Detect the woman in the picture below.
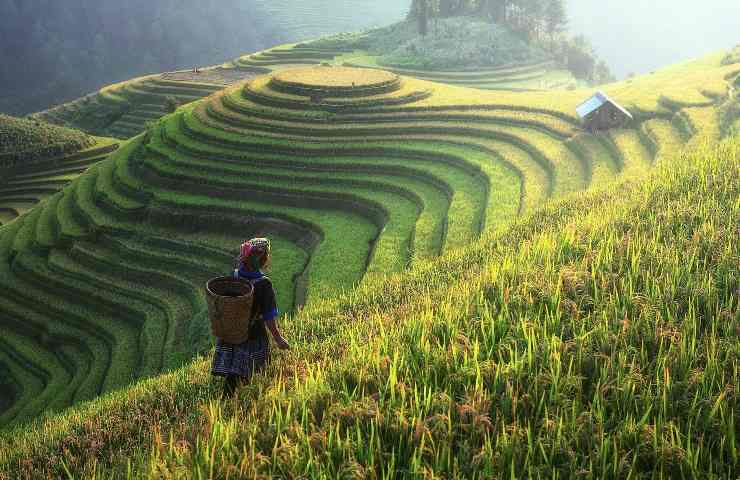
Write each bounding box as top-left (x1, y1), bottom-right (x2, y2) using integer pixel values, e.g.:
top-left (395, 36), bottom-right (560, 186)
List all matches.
top-left (211, 237), bottom-right (290, 398)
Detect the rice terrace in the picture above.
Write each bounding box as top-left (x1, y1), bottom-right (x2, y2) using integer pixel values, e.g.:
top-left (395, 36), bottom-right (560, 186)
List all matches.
top-left (0, 1), bottom-right (738, 478)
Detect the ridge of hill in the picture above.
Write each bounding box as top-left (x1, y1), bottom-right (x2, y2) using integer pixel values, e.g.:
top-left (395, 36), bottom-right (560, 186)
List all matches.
top-left (0, 115), bottom-right (94, 167)
top-left (0, 116), bottom-right (119, 226)
top-left (0, 46), bottom-right (736, 434)
top-left (0, 134), bottom-right (736, 478)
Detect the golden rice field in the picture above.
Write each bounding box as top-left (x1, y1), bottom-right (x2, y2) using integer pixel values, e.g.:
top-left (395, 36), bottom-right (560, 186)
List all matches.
top-left (273, 66), bottom-right (398, 89)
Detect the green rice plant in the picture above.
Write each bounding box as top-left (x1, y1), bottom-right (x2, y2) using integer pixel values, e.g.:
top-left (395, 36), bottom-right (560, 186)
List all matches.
top-left (66, 240), bottom-right (196, 377)
top-left (6, 173), bottom-right (79, 186)
top-left (119, 230), bottom-right (309, 316)
top-left (98, 232), bottom-right (302, 346)
top-left (0, 265), bottom-right (115, 407)
top-left (56, 183), bottom-right (90, 242)
top-left (1, 43), bottom-right (735, 437)
top-left (72, 166), bottom-right (128, 230)
top-left (34, 71), bottom-right (223, 139)
top-left (607, 53), bottom-right (738, 115)
top-left (175, 111), bottom-right (510, 236)
top-left (0, 216), bottom-right (23, 260)
top-left (0, 339), bottom-right (47, 427)
top-left (53, 342), bottom-right (96, 405)
top-left (182, 109), bottom-right (522, 228)
top-left (142, 148), bottom-right (413, 277)
top-left (10, 207), bottom-right (42, 253)
top-left (147, 135), bottom-right (450, 261)
top-left (0, 139), bottom-right (118, 229)
top-left (154, 188), bottom-right (376, 301)
top-left (201, 85), bottom-right (560, 210)
top-left (0, 321), bottom-right (98, 424)
top-left (244, 75), bottom-right (432, 111)
top-left (151, 121), bottom-right (491, 252)
top-left (0, 210), bottom-right (16, 226)
top-left (0, 328), bottom-right (73, 421)
top-left (93, 141), bottom-right (148, 212)
top-left (216, 88), bottom-right (578, 140)
top-left (135, 81), bottom-right (220, 98)
top-left (0, 115), bottom-right (93, 168)
top-left (34, 193), bottom-right (62, 248)
top-left (15, 252), bottom-right (143, 392)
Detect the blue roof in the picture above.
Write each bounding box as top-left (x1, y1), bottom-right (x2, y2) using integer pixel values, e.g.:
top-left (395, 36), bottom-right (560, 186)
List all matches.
top-left (576, 91), bottom-right (633, 119)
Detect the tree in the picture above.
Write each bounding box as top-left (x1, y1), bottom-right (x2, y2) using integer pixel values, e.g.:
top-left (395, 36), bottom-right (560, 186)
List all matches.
top-left (564, 35), bottom-right (597, 80)
top-left (418, 0), bottom-right (429, 36)
top-left (544, 0), bottom-right (567, 48)
top-left (594, 60), bottom-right (616, 84)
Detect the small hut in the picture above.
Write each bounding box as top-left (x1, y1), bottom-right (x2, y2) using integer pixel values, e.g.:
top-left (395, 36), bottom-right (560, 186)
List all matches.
top-left (576, 91), bottom-right (633, 132)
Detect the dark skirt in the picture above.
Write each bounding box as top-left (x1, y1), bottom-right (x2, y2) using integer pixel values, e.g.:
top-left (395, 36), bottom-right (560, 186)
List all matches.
top-left (211, 335), bottom-right (270, 379)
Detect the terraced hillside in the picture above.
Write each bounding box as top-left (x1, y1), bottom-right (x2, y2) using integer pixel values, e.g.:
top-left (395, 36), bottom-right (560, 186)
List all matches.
top-left (0, 140), bottom-right (119, 226)
top-left (0, 52), bottom-right (737, 429)
top-left (234, 42), bottom-right (577, 91)
top-left (33, 69), bottom-right (258, 140)
top-left (2, 134), bottom-right (738, 479)
top-left (33, 23), bottom-right (574, 142)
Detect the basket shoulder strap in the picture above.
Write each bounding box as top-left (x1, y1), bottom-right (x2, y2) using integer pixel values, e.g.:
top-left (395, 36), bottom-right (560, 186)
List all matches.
top-left (246, 276), bottom-right (269, 321)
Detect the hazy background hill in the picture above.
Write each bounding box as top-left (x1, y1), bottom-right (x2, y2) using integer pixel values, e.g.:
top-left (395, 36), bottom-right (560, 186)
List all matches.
top-left (0, 0), bottom-right (406, 116)
top-left (0, 0), bottom-right (278, 115)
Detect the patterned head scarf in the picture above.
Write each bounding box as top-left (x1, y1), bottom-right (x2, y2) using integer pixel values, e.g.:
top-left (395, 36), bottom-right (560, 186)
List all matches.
top-left (238, 237), bottom-right (271, 270)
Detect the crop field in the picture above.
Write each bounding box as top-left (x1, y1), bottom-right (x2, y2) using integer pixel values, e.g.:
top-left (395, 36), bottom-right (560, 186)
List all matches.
top-left (0, 136), bottom-right (119, 227)
top-left (32, 70), bottom-right (256, 140)
top-left (234, 43), bottom-right (578, 92)
top-left (0, 37), bottom-right (737, 478)
top-left (1, 133), bottom-right (737, 478)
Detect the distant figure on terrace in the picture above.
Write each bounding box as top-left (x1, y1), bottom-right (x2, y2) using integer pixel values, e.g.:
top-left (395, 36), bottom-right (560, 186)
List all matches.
top-left (211, 238), bottom-right (290, 398)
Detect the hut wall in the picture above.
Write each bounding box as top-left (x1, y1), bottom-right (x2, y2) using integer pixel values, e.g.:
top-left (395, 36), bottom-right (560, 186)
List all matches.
top-left (585, 103), bottom-right (630, 131)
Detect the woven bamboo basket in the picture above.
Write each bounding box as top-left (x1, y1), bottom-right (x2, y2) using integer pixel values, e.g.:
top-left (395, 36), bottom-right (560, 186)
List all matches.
top-left (206, 276), bottom-right (255, 344)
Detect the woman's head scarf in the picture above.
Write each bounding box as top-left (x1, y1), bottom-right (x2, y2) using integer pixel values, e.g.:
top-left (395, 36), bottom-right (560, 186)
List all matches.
top-left (238, 237), bottom-right (271, 270)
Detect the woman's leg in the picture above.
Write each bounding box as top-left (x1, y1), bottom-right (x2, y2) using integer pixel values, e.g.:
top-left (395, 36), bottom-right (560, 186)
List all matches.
top-left (222, 375), bottom-right (239, 398)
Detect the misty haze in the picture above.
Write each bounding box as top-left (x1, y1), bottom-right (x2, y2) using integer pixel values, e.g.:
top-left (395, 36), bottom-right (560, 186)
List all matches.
top-left (568, 0), bottom-right (740, 78)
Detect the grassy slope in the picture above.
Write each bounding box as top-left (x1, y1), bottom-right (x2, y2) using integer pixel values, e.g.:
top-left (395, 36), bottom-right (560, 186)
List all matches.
top-left (0, 137), bottom-right (737, 478)
top-left (0, 46), bottom-right (736, 434)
